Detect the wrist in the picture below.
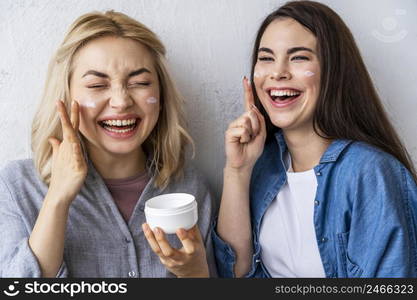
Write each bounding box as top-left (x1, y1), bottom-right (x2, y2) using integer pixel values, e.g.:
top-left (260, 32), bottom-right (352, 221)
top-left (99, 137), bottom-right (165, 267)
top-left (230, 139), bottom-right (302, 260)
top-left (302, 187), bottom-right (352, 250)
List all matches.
top-left (224, 165), bottom-right (254, 178)
top-left (45, 188), bottom-right (75, 209)
top-left (177, 268), bottom-right (209, 278)
top-left (41, 196), bottom-right (71, 220)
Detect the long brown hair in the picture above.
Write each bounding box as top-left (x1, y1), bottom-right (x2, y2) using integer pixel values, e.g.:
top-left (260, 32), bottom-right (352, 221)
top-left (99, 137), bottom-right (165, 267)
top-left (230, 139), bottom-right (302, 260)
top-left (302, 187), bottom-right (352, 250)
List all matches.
top-left (250, 0), bottom-right (417, 180)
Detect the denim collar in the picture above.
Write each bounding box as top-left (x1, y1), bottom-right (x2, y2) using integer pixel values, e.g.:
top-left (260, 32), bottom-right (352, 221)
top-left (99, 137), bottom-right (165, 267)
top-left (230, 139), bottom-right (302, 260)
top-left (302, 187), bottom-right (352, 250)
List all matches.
top-left (250, 130), bottom-right (353, 247)
top-left (274, 130), bottom-right (352, 165)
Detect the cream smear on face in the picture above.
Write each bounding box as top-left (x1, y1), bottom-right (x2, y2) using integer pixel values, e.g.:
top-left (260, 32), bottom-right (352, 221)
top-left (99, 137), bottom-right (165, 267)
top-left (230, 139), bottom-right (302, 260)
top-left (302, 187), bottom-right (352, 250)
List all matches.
top-left (79, 101), bottom-right (97, 108)
top-left (146, 97), bottom-right (158, 104)
top-left (304, 70), bottom-right (315, 77)
top-left (254, 69), bottom-right (272, 79)
top-left (253, 67), bottom-right (281, 80)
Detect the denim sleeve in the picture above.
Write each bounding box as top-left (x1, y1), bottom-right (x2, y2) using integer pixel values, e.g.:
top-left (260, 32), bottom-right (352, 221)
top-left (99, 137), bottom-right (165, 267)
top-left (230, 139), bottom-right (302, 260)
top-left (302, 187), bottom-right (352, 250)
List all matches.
top-left (211, 218), bottom-right (269, 278)
top-left (0, 176), bottom-right (68, 278)
top-left (348, 156), bottom-right (417, 277)
top-left (211, 221), bottom-right (236, 278)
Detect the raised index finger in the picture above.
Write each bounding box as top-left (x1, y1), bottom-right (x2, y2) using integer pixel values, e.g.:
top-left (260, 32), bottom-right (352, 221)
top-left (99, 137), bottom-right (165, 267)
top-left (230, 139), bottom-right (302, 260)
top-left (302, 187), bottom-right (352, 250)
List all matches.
top-left (57, 100), bottom-right (77, 142)
top-left (70, 100), bottom-right (80, 131)
top-left (243, 76), bottom-right (255, 112)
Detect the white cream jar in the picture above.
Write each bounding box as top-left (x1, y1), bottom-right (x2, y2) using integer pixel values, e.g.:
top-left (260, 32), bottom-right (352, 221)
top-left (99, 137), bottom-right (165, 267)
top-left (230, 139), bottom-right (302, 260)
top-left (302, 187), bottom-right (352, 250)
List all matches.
top-left (144, 193), bottom-right (198, 234)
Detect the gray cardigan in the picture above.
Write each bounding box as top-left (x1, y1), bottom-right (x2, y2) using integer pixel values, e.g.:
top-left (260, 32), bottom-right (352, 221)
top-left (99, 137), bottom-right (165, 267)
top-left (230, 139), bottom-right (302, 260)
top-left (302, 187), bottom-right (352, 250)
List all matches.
top-left (0, 159), bottom-right (218, 278)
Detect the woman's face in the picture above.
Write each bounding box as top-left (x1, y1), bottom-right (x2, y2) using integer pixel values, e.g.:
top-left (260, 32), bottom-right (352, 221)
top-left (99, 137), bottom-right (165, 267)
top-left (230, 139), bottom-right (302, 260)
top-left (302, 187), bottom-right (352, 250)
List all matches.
top-left (254, 18), bottom-right (321, 132)
top-left (70, 36), bottom-right (160, 158)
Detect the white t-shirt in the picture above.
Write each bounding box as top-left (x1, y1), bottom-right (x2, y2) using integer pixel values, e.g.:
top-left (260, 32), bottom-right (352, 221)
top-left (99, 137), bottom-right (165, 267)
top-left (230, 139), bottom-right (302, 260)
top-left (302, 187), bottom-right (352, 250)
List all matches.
top-left (258, 158), bottom-right (326, 277)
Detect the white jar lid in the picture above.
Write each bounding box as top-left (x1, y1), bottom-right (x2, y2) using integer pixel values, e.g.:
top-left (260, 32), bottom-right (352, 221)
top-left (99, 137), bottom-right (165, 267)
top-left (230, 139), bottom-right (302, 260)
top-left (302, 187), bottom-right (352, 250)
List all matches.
top-left (144, 193), bottom-right (196, 216)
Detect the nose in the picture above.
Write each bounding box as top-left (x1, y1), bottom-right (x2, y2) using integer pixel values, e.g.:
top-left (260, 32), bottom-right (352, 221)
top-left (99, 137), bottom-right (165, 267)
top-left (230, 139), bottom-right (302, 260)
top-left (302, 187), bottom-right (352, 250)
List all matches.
top-left (109, 86), bottom-right (133, 110)
top-left (270, 61), bottom-right (292, 80)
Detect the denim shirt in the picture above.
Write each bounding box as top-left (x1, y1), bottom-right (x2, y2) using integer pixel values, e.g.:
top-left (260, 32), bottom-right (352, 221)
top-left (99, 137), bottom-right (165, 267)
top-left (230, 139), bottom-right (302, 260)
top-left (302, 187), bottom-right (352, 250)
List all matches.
top-left (213, 131), bottom-right (417, 278)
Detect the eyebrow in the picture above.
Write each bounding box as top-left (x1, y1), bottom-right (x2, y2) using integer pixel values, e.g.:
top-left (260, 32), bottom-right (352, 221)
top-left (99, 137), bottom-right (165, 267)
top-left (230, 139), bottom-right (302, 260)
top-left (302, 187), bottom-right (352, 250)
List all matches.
top-left (128, 68), bottom-right (151, 77)
top-left (287, 47), bottom-right (314, 55)
top-left (258, 46), bottom-right (314, 55)
top-left (82, 68), bottom-right (151, 78)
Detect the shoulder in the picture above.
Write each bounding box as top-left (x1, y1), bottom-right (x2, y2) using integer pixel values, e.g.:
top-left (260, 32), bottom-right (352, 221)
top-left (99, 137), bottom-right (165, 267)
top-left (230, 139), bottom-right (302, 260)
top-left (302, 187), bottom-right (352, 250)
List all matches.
top-left (0, 159), bottom-right (46, 197)
top-left (161, 160), bottom-right (214, 205)
top-left (147, 160), bottom-right (217, 225)
top-left (339, 141), bottom-right (404, 174)
top-left (180, 160), bottom-right (211, 194)
top-left (335, 141), bottom-right (417, 200)
top-left (0, 159), bottom-right (40, 185)
top-left (181, 160), bottom-right (210, 186)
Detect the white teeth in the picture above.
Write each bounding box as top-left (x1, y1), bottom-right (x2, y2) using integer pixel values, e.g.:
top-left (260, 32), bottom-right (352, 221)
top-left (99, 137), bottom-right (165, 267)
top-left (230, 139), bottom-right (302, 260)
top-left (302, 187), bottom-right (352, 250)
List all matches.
top-left (270, 90), bottom-right (301, 97)
top-left (103, 126), bottom-right (135, 133)
top-left (101, 118), bottom-right (136, 127)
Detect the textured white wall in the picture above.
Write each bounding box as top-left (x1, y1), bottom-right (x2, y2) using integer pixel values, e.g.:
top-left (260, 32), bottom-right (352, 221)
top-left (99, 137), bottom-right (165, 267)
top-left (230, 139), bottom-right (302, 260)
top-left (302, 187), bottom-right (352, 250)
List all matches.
top-left (0, 0), bottom-right (416, 199)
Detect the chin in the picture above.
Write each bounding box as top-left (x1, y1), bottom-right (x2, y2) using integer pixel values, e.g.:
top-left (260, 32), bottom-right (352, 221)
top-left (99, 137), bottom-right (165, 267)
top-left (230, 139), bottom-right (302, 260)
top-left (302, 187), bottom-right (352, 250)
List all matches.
top-left (101, 142), bottom-right (143, 156)
top-left (269, 116), bottom-right (296, 130)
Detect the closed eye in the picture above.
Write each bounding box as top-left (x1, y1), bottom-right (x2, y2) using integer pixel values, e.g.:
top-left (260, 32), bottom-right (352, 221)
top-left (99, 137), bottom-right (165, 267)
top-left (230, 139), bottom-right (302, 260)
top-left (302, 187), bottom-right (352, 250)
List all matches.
top-left (87, 84), bottom-right (107, 89)
top-left (258, 56), bottom-right (274, 62)
top-left (291, 56), bottom-right (309, 61)
top-left (128, 82), bottom-right (151, 87)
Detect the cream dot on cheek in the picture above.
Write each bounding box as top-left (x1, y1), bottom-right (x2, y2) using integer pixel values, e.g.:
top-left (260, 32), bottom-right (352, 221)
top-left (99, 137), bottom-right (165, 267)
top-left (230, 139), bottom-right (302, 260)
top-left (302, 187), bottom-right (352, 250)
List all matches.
top-left (304, 70), bottom-right (315, 77)
top-left (79, 101), bottom-right (97, 108)
top-left (146, 97), bottom-right (158, 104)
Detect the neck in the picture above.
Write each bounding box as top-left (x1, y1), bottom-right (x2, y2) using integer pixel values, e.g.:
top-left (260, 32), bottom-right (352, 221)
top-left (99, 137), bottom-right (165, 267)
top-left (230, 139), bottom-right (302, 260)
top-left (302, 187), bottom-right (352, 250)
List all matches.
top-left (87, 145), bottom-right (147, 179)
top-left (283, 127), bottom-right (331, 172)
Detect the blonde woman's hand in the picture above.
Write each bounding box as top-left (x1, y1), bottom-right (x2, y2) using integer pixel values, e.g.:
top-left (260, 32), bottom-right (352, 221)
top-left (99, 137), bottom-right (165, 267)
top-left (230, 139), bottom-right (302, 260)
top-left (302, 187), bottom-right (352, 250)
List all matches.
top-left (47, 100), bottom-right (87, 205)
top-left (142, 223), bottom-right (210, 278)
top-left (225, 77), bottom-right (267, 172)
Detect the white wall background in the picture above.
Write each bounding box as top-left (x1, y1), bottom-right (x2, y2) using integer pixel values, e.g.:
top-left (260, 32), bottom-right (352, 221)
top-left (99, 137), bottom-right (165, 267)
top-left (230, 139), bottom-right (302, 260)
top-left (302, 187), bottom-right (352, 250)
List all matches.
top-left (0, 0), bottom-right (416, 200)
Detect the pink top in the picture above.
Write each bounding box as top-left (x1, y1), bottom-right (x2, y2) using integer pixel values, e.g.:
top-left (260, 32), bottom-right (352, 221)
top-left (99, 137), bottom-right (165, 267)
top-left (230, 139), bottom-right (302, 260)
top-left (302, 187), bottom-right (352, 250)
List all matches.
top-left (104, 171), bottom-right (150, 223)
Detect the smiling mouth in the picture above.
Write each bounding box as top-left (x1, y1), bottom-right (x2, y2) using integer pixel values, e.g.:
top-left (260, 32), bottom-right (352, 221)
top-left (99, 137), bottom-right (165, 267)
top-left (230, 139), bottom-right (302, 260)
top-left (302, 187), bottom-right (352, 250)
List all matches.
top-left (98, 118), bottom-right (139, 133)
top-left (269, 89), bottom-right (302, 102)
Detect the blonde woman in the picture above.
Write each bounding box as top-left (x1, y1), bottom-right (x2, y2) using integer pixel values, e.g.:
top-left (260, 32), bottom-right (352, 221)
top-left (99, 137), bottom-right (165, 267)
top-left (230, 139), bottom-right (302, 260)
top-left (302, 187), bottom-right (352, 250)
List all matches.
top-left (0, 11), bottom-right (216, 278)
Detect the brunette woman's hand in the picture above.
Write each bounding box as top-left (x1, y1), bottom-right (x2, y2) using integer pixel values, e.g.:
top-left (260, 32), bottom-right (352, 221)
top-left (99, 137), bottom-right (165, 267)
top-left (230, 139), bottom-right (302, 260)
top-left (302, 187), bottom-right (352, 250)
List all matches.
top-left (225, 77), bottom-right (267, 172)
top-left (142, 223), bottom-right (210, 278)
top-left (47, 100), bottom-right (87, 205)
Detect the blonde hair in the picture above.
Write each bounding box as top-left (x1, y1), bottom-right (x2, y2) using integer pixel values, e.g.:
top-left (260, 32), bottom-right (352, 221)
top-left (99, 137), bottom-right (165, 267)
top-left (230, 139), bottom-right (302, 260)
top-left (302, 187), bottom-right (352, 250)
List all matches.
top-left (31, 11), bottom-right (194, 189)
